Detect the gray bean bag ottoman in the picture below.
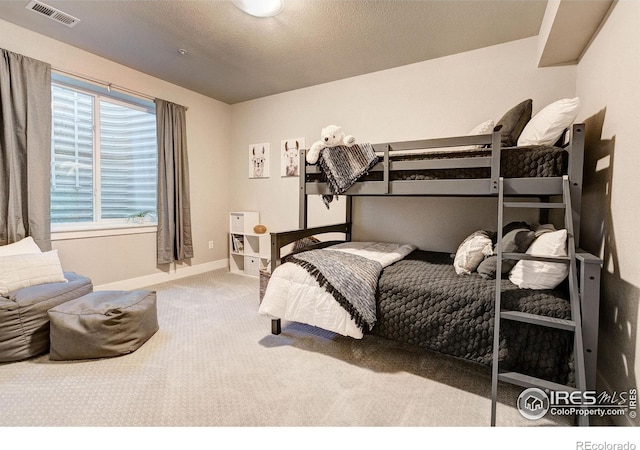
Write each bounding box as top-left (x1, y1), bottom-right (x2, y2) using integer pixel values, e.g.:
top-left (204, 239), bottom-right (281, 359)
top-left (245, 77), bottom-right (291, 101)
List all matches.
top-left (48, 290), bottom-right (158, 361)
top-left (0, 272), bottom-right (93, 363)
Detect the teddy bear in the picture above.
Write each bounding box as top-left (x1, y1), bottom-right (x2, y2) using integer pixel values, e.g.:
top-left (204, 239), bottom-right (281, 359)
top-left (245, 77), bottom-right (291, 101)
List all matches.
top-left (306, 124), bottom-right (356, 164)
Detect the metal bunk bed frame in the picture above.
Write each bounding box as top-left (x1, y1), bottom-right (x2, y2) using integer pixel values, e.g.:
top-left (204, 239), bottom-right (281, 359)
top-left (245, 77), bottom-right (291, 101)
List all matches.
top-left (267, 124), bottom-right (602, 421)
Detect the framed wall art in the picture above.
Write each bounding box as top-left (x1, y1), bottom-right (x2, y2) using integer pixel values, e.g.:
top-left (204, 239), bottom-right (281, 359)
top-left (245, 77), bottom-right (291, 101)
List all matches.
top-left (249, 143), bottom-right (270, 179)
top-left (280, 138), bottom-right (304, 177)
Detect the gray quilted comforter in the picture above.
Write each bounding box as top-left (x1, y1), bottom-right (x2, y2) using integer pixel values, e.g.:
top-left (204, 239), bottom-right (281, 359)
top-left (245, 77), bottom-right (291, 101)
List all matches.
top-left (372, 250), bottom-right (574, 384)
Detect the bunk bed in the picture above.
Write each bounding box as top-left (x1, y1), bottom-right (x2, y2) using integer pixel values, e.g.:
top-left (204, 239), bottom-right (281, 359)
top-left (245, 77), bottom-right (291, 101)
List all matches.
top-left (258, 121), bottom-right (602, 423)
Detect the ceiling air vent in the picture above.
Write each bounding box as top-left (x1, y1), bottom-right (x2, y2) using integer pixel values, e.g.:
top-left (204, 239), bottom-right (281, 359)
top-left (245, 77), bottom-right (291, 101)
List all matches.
top-left (25, 0), bottom-right (80, 28)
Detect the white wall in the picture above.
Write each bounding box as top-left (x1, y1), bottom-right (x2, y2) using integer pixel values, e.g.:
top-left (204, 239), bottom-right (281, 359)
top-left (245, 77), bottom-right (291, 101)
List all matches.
top-left (0, 18), bottom-right (231, 287)
top-left (575, 0), bottom-right (640, 424)
top-left (230, 37), bottom-right (577, 251)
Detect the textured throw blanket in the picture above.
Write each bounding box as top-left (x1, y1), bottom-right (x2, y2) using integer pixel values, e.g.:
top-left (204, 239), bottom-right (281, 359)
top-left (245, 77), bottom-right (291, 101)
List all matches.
top-left (318, 143), bottom-right (378, 208)
top-left (288, 249), bottom-right (383, 331)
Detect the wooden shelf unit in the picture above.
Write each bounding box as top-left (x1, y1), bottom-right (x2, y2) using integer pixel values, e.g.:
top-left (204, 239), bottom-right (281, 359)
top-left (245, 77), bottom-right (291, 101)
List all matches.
top-left (229, 212), bottom-right (269, 277)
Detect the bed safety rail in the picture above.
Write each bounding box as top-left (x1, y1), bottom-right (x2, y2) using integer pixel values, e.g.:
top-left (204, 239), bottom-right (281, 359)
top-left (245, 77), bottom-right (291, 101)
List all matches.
top-left (302, 128), bottom-right (503, 198)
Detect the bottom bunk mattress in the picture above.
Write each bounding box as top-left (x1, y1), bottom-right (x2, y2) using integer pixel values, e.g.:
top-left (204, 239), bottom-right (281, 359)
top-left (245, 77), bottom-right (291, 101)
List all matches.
top-left (373, 250), bottom-right (573, 384)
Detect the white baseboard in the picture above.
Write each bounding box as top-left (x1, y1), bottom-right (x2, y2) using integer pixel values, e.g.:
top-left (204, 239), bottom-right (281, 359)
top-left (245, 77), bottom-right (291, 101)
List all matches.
top-left (94, 258), bottom-right (228, 291)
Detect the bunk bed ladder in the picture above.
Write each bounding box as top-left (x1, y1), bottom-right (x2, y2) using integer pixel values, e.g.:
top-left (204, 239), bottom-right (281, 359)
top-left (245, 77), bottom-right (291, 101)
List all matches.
top-left (490, 175), bottom-right (588, 427)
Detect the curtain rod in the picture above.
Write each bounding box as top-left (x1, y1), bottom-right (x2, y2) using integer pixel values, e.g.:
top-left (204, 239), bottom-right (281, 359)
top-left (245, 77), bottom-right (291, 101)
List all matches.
top-left (53, 67), bottom-right (156, 102)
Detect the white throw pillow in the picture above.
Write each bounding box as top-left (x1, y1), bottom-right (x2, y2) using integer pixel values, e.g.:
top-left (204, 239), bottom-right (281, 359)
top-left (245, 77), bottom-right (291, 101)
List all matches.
top-left (517, 97), bottom-right (580, 146)
top-left (454, 231), bottom-right (494, 275)
top-left (468, 119), bottom-right (495, 136)
top-left (0, 250), bottom-right (67, 296)
top-left (509, 229), bottom-right (568, 289)
top-left (458, 120), bottom-right (495, 150)
top-left (0, 236), bottom-right (42, 257)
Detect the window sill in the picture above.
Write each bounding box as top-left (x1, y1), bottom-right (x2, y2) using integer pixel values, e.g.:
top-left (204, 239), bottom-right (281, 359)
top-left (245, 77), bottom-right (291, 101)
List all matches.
top-left (51, 223), bottom-right (158, 241)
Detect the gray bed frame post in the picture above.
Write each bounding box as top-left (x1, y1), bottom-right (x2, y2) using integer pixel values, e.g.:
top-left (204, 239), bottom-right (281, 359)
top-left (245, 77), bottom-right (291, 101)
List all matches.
top-left (568, 123), bottom-right (585, 248)
top-left (345, 197), bottom-right (353, 241)
top-left (490, 129), bottom-right (502, 194)
top-left (299, 149), bottom-right (308, 230)
top-left (269, 230), bottom-right (282, 334)
top-left (568, 123), bottom-right (593, 389)
top-left (537, 123), bottom-right (585, 240)
top-left (383, 144), bottom-right (390, 195)
top-left (577, 251), bottom-right (602, 391)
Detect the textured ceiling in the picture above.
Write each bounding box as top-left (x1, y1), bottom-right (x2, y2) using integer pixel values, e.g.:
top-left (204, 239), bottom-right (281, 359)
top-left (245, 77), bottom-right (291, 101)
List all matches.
top-left (0, 0), bottom-right (549, 104)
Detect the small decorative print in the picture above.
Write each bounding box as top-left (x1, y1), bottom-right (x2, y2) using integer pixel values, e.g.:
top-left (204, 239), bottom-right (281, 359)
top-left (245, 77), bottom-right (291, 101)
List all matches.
top-left (281, 138), bottom-right (304, 177)
top-left (249, 143), bottom-right (270, 179)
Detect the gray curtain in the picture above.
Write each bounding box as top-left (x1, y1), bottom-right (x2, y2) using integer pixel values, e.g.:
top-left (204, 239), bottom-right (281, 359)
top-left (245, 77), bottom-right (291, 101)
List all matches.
top-left (155, 99), bottom-right (193, 265)
top-left (0, 49), bottom-right (52, 250)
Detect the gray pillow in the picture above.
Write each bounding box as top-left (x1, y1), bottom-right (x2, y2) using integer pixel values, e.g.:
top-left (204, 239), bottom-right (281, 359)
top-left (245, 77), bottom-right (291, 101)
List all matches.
top-left (477, 227), bottom-right (536, 279)
top-left (292, 236), bottom-right (320, 252)
top-left (495, 99), bottom-right (533, 147)
top-left (282, 238), bottom-right (342, 263)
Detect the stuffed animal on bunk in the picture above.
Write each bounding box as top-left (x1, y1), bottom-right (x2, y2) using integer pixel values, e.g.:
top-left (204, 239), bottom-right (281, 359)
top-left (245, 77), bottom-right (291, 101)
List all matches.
top-left (306, 124), bottom-right (356, 164)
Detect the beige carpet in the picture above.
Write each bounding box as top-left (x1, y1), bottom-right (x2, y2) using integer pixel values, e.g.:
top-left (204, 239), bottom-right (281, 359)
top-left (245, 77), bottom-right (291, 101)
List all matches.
top-left (0, 269), bottom-right (606, 428)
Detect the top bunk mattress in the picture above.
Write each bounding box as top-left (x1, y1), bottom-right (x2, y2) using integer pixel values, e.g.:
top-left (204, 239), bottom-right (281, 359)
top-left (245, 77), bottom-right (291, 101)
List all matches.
top-left (308, 144), bottom-right (567, 182)
top-left (385, 144), bottom-right (567, 180)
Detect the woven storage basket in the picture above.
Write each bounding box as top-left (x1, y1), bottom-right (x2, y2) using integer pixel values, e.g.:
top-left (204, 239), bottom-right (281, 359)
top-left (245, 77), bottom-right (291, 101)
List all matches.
top-left (259, 269), bottom-right (271, 303)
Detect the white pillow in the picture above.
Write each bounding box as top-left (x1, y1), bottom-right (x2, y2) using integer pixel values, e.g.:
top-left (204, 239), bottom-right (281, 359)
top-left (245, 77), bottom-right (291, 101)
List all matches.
top-left (459, 120), bottom-right (495, 150)
top-left (454, 231), bottom-right (494, 275)
top-left (0, 236), bottom-right (42, 257)
top-left (468, 119), bottom-right (495, 136)
top-left (509, 229), bottom-right (568, 289)
top-left (0, 250), bottom-right (67, 296)
top-left (517, 97), bottom-right (580, 146)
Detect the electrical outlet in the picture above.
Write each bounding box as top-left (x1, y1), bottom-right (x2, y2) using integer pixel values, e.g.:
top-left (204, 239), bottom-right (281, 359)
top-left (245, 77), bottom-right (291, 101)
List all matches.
top-left (208, 240), bottom-right (214, 249)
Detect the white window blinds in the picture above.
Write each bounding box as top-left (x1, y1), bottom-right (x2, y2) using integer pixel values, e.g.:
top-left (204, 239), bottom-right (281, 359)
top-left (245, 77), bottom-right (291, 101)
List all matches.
top-left (51, 82), bottom-right (157, 227)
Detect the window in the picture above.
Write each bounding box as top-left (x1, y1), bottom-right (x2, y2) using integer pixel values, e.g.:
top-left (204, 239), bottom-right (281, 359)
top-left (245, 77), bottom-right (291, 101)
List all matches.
top-left (50, 77), bottom-right (157, 230)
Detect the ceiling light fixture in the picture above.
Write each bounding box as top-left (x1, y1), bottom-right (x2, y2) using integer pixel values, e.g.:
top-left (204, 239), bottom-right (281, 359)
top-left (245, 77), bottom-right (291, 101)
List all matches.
top-left (231, 0), bottom-right (283, 18)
